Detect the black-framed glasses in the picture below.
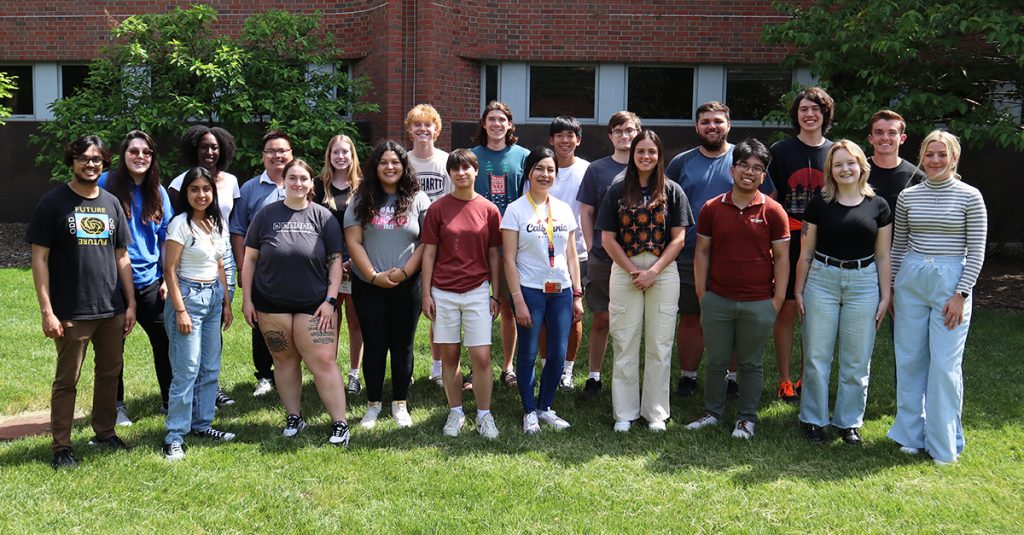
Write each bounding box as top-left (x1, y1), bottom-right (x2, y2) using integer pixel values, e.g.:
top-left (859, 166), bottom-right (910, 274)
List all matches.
top-left (734, 161), bottom-right (766, 174)
top-left (74, 156), bottom-right (104, 165)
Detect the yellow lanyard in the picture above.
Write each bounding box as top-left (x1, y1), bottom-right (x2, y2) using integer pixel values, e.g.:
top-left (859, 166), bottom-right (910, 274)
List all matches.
top-left (526, 193), bottom-right (555, 267)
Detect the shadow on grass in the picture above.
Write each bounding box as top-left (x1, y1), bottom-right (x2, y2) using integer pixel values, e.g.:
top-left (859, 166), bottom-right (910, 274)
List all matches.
top-left (2, 309), bottom-right (1021, 481)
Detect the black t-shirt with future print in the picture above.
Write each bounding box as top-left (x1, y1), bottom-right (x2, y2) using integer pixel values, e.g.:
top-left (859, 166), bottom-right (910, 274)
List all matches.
top-left (868, 158), bottom-right (926, 217)
top-left (25, 185), bottom-right (131, 320)
top-left (768, 137), bottom-right (833, 221)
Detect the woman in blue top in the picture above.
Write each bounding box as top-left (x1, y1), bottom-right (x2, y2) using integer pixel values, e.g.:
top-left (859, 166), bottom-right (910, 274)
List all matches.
top-left (100, 130), bottom-right (173, 423)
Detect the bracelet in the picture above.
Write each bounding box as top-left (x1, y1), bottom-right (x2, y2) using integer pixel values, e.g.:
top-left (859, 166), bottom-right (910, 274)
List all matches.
top-left (399, 267), bottom-right (409, 280)
top-left (572, 289), bottom-right (583, 298)
top-left (511, 291), bottom-right (522, 296)
top-left (370, 272), bottom-right (379, 284)
top-left (490, 296), bottom-right (500, 304)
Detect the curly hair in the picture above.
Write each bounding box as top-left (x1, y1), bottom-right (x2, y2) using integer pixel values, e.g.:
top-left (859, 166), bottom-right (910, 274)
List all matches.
top-left (353, 140), bottom-right (421, 227)
top-left (179, 125), bottom-right (236, 171)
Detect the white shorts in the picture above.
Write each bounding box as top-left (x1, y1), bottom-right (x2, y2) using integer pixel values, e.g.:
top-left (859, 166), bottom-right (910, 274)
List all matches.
top-left (432, 282), bottom-right (493, 347)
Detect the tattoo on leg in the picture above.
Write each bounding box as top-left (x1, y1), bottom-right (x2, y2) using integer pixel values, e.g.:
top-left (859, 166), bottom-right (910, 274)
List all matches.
top-left (308, 316), bottom-right (335, 345)
top-left (264, 330), bottom-right (289, 353)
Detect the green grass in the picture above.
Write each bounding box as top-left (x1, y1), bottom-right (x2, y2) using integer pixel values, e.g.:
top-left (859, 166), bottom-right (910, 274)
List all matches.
top-left (1, 267), bottom-right (1023, 532)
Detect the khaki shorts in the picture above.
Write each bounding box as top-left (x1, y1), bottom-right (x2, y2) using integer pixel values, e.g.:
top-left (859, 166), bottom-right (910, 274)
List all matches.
top-left (431, 282), bottom-right (493, 347)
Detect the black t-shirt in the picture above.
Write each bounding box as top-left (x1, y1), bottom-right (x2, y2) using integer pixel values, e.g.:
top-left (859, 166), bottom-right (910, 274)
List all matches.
top-left (314, 181), bottom-right (353, 260)
top-left (868, 158), bottom-right (926, 217)
top-left (24, 185), bottom-right (131, 320)
top-left (244, 201), bottom-right (345, 311)
top-left (804, 193), bottom-right (891, 260)
top-left (596, 179), bottom-right (693, 258)
top-left (768, 137), bottom-right (833, 221)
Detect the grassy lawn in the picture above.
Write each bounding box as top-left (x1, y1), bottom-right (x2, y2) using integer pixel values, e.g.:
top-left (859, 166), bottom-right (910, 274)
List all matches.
top-left (1, 266), bottom-right (1022, 532)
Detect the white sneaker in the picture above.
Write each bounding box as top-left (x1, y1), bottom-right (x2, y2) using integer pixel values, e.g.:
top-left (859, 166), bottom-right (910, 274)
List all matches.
top-left (613, 420), bottom-right (631, 433)
top-left (360, 402), bottom-right (382, 429)
top-left (477, 413), bottom-right (499, 440)
top-left (442, 410), bottom-right (465, 437)
top-left (252, 378), bottom-right (274, 397)
top-left (732, 419), bottom-right (755, 439)
top-left (537, 410), bottom-right (570, 430)
top-left (522, 412), bottom-right (541, 434)
top-left (899, 446), bottom-right (921, 455)
top-left (685, 413), bottom-right (720, 430)
top-left (559, 372), bottom-right (574, 390)
top-left (115, 402), bottom-right (133, 427)
top-left (392, 401), bottom-right (413, 428)
top-left (649, 420), bottom-right (667, 432)
top-left (163, 442), bottom-right (185, 462)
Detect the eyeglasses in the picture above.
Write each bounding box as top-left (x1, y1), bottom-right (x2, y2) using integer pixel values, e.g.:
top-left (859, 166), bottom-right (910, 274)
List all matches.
top-left (263, 148), bottom-right (292, 156)
top-left (610, 128), bottom-right (638, 138)
top-left (734, 161), bottom-right (766, 174)
top-left (126, 148), bottom-right (153, 157)
top-left (74, 156), bottom-right (104, 165)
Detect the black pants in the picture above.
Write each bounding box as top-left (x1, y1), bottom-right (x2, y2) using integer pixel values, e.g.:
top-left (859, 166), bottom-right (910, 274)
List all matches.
top-left (252, 326), bottom-right (274, 381)
top-left (117, 279), bottom-right (172, 405)
top-left (351, 274), bottom-right (422, 403)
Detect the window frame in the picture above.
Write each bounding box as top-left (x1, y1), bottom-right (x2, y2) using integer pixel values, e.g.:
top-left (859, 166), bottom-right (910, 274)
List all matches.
top-left (525, 63), bottom-right (599, 123)
top-left (724, 65), bottom-right (795, 126)
top-left (624, 63), bottom-right (697, 126)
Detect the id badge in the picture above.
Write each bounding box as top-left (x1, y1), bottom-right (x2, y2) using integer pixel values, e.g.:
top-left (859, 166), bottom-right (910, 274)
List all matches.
top-left (543, 280), bottom-right (562, 294)
top-left (340, 270), bottom-right (352, 295)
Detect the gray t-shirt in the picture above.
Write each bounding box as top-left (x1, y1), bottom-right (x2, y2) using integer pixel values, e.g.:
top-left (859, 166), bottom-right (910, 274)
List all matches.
top-left (244, 201), bottom-right (344, 310)
top-left (343, 190), bottom-right (431, 282)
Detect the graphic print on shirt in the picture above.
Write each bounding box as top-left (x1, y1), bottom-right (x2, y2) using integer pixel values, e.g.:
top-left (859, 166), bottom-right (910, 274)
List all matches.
top-left (417, 171), bottom-right (449, 200)
top-left (784, 167), bottom-right (824, 217)
top-left (618, 204), bottom-right (667, 257)
top-left (370, 205), bottom-right (408, 230)
top-left (69, 206), bottom-right (113, 245)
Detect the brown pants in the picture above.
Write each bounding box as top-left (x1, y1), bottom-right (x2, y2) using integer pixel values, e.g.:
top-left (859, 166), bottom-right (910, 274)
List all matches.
top-left (51, 314), bottom-right (124, 452)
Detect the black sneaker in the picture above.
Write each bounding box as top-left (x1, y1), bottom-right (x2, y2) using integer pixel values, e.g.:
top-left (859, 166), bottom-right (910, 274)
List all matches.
top-left (329, 420), bottom-right (350, 447)
top-left (216, 388), bottom-right (236, 408)
top-left (803, 423), bottom-right (827, 444)
top-left (88, 434), bottom-right (131, 451)
top-left (675, 376), bottom-right (698, 397)
top-left (163, 442), bottom-right (186, 461)
top-left (725, 378), bottom-right (739, 400)
top-left (51, 448), bottom-right (79, 470)
top-left (191, 427), bottom-right (236, 441)
top-left (282, 414), bottom-right (307, 438)
top-left (840, 427), bottom-right (862, 446)
top-left (346, 374), bottom-right (362, 395)
top-left (578, 378), bottom-right (602, 401)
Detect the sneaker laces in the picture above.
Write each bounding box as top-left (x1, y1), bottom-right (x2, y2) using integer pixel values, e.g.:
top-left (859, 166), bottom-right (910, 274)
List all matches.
top-left (285, 414), bottom-right (304, 429)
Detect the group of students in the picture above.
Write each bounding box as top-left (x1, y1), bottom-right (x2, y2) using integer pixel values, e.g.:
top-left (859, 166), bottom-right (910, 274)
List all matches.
top-left (29, 91), bottom-right (986, 469)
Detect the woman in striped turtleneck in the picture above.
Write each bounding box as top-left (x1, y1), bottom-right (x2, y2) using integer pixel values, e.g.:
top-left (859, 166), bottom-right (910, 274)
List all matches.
top-left (887, 130), bottom-right (987, 466)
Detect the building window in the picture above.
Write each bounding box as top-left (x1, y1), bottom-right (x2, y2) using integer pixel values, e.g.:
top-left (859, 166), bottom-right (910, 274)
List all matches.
top-left (627, 66), bottom-right (694, 120)
top-left (483, 64), bottom-right (498, 107)
top-left (0, 65), bottom-right (34, 115)
top-left (61, 65), bottom-right (90, 98)
top-left (529, 65), bottom-right (595, 119)
top-left (726, 67), bottom-right (792, 122)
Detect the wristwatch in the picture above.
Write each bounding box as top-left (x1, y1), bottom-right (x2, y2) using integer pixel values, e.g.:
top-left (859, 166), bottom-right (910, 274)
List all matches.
top-left (324, 296), bottom-right (338, 306)
top-left (958, 291), bottom-right (969, 299)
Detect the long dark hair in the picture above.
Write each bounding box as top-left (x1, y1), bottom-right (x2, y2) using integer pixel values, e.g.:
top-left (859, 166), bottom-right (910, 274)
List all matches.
top-left (173, 166), bottom-right (223, 236)
top-left (622, 129), bottom-right (667, 209)
top-left (106, 130), bottom-right (164, 223)
top-left (354, 140), bottom-right (420, 226)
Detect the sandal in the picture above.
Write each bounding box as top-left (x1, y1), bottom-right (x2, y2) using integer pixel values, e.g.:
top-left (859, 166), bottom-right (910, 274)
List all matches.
top-left (462, 372), bottom-right (473, 391)
top-left (501, 369), bottom-right (518, 388)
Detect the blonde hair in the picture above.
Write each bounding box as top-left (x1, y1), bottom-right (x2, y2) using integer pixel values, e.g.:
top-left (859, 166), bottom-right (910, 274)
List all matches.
top-left (821, 139), bottom-right (874, 203)
top-left (917, 129), bottom-right (962, 180)
top-left (319, 135), bottom-right (363, 210)
top-left (404, 104), bottom-right (442, 142)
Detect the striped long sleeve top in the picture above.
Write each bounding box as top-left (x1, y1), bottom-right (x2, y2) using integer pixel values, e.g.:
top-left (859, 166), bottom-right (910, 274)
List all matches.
top-left (890, 177), bottom-right (988, 294)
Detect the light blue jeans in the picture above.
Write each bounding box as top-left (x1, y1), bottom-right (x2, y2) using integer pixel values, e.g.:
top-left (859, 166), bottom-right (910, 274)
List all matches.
top-left (888, 252), bottom-right (971, 463)
top-left (799, 260), bottom-right (880, 428)
top-left (164, 278), bottom-right (224, 445)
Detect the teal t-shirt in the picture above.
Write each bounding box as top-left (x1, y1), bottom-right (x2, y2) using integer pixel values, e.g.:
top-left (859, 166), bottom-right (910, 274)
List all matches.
top-left (471, 144), bottom-right (529, 215)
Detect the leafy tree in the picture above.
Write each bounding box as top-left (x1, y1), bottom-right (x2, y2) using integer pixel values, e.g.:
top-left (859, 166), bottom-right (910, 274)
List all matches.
top-left (32, 4), bottom-right (377, 180)
top-left (764, 0), bottom-right (1024, 150)
top-left (0, 70), bottom-right (16, 125)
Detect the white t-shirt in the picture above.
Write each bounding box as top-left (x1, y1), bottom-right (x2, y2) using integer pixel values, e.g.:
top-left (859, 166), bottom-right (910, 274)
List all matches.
top-left (166, 214), bottom-right (226, 282)
top-left (170, 171), bottom-right (240, 237)
top-left (407, 149), bottom-right (453, 203)
top-left (500, 194), bottom-right (577, 290)
top-left (525, 158), bottom-right (589, 260)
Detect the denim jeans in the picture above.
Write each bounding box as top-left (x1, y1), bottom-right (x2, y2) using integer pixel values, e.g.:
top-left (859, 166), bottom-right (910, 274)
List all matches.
top-left (888, 252), bottom-right (971, 463)
top-left (799, 260), bottom-right (880, 428)
top-left (164, 278), bottom-right (224, 445)
top-left (515, 287), bottom-right (572, 415)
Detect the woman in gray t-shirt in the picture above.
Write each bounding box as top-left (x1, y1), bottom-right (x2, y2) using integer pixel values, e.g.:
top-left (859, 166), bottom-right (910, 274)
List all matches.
top-left (344, 140), bottom-right (430, 430)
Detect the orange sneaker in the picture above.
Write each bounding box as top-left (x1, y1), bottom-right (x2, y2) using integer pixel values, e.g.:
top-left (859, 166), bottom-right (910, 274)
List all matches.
top-left (777, 380), bottom-right (798, 403)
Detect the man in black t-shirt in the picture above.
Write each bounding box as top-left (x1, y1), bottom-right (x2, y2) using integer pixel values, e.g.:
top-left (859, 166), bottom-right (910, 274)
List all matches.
top-left (26, 135), bottom-right (136, 470)
top-left (866, 109), bottom-right (926, 216)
